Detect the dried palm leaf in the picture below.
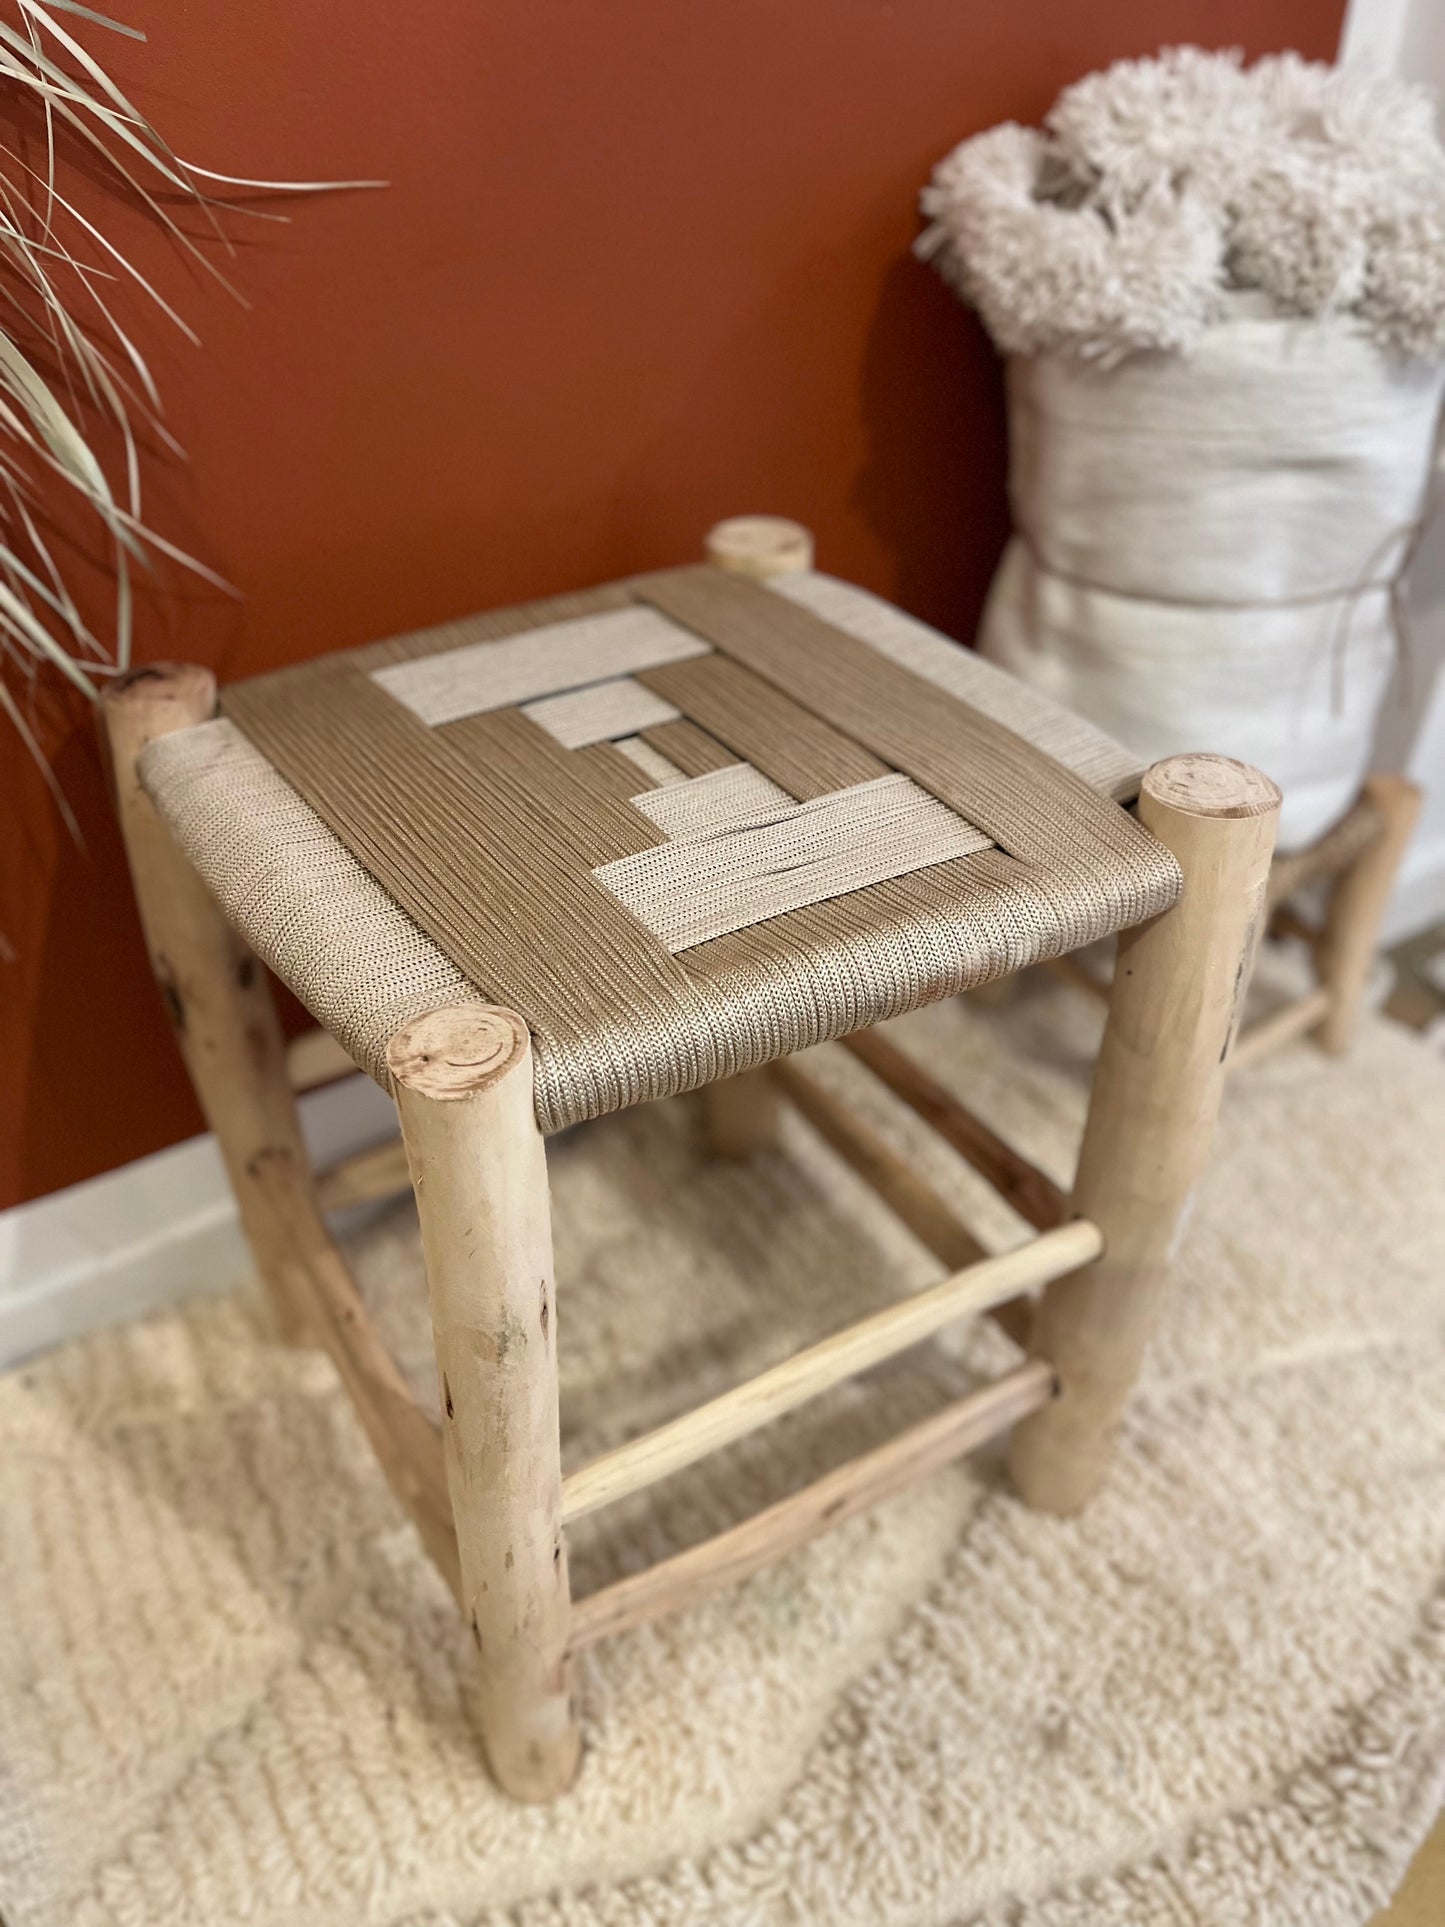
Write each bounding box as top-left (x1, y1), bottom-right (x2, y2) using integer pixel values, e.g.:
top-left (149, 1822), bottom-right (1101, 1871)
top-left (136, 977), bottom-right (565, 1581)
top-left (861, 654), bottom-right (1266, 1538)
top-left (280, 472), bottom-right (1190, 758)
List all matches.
top-left (0, 0), bottom-right (379, 825)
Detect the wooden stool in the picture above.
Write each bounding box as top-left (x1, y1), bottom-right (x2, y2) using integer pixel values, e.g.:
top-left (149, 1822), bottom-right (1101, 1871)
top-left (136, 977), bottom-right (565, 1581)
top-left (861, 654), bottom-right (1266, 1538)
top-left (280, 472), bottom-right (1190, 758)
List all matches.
top-left (101, 518), bottom-right (1278, 1802)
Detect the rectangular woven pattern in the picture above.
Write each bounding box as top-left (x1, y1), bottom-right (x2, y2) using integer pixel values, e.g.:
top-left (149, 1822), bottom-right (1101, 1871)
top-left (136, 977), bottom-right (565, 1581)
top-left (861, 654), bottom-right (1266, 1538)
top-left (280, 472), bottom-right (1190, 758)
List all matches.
top-left (371, 605), bottom-right (709, 725)
top-left (598, 773), bottom-right (992, 951)
top-left (141, 568), bottom-right (1180, 1131)
top-left (629, 763), bottom-right (793, 836)
top-left (616, 736), bottom-right (697, 787)
top-left (521, 678), bottom-right (682, 749)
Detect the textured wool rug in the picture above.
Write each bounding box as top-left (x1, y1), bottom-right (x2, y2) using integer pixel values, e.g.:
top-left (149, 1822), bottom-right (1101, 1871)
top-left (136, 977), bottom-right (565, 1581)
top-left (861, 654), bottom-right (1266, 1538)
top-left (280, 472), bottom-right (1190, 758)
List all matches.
top-left (3, 973), bottom-right (1445, 1927)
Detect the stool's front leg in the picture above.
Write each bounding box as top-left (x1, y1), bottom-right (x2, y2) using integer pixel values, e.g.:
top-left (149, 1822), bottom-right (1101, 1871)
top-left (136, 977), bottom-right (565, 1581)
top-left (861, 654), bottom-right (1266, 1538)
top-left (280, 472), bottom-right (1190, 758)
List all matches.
top-left (388, 1006), bottom-right (580, 1803)
top-left (100, 664), bottom-right (315, 1342)
top-left (1010, 754), bottom-right (1280, 1515)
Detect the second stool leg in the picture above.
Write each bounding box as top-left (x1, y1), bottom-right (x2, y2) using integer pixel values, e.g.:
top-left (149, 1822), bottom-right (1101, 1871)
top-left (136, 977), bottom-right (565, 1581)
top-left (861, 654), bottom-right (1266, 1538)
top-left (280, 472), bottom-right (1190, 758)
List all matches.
top-left (1315, 774), bottom-right (1422, 1055)
top-left (99, 664), bottom-right (316, 1343)
top-left (388, 1005), bottom-right (580, 1803)
top-left (1009, 754), bottom-right (1280, 1515)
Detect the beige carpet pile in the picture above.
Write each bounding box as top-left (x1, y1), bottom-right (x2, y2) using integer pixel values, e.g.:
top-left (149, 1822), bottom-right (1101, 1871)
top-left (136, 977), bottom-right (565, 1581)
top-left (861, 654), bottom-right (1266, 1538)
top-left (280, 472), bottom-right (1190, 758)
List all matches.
top-left (3, 973), bottom-right (1444, 1927)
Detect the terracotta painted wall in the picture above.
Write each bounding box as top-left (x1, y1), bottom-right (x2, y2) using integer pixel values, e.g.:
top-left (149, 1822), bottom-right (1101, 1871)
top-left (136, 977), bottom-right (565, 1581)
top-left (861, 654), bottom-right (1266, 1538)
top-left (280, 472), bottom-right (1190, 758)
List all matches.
top-left (2, 0), bottom-right (1344, 1208)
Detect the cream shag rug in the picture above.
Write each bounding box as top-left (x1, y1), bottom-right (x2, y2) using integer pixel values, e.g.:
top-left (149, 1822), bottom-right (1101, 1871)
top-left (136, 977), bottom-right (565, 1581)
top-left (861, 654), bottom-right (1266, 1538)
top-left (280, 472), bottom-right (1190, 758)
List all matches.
top-left (4, 974), bottom-right (1445, 1927)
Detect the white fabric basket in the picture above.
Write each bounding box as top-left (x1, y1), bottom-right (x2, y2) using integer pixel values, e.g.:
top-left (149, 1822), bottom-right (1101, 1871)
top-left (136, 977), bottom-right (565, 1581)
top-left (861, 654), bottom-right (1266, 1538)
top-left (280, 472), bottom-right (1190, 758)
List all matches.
top-left (979, 306), bottom-right (1444, 849)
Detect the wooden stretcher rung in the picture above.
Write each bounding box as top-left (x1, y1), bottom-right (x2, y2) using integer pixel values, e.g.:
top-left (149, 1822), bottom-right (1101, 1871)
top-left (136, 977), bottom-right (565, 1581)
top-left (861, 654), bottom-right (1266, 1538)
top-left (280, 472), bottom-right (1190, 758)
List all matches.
top-left (1268, 903), bottom-right (1321, 948)
top-left (560, 1219), bottom-right (1098, 1524)
top-left (245, 1155), bottom-right (460, 1601)
top-left (1042, 951), bottom-right (1111, 1003)
top-left (1230, 986), bottom-right (1332, 1068)
top-left (287, 1026), bottom-right (361, 1092)
top-left (768, 1057), bottom-right (1033, 1347)
top-left (566, 1359), bottom-right (1056, 1651)
top-left (315, 1136), bottom-right (412, 1211)
top-left (841, 1027), bottom-right (1069, 1230)
top-left (1266, 791), bottom-right (1385, 909)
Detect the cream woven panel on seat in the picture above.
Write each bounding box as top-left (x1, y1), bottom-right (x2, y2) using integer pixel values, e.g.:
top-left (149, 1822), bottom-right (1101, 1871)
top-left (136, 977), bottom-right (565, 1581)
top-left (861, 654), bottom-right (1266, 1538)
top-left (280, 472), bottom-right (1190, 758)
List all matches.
top-left (629, 762), bottom-right (793, 836)
top-left (597, 773), bottom-right (993, 951)
top-left (520, 676), bottom-right (681, 749)
top-left (140, 569), bottom-right (1179, 1131)
top-left (371, 604), bottom-right (709, 725)
top-left (614, 735), bottom-right (689, 785)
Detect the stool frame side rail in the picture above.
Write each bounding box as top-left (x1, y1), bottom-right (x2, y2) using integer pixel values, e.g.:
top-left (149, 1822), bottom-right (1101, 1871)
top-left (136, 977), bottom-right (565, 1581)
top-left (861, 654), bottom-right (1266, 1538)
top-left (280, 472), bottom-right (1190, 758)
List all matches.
top-left (98, 523), bottom-right (1280, 1807)
top-left (558, 1219), bottom-right (1101, 1526)
top-left (291, 1036), bottom-right (1044, 1345)
top-left (566, 1359), bottom-right (1056, 1652)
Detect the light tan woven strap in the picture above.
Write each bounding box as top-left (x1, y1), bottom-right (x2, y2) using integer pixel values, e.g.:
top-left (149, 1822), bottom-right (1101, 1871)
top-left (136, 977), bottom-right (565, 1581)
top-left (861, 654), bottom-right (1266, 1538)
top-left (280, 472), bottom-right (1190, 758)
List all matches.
top-left (597, 773), bottom-right (992, 952)
top-left (370, 604), bottom-right (707, 725)
top-left (633, 567), bottom-right (1154, 872)
top-left (630, 761), bottom-right (792, 837)
top-left (521, 676), bottom-right (681, 748)
top-left (581, 738), bottom-right (672, 795)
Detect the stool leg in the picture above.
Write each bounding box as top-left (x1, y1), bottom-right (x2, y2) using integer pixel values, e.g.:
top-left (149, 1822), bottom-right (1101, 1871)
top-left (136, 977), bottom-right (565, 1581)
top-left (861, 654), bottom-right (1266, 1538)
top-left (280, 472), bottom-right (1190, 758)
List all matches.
top-left (704, 513), bottom-right (814, 578)
top-left (1009, 754), bottom-right (1280, 1515)
top-left (388, 1005), bottom-right (580, 1802)
top-left (99, 665), bottom-right (314, 1342)
top-left (1315, 775), bottom-right (1422, 1056)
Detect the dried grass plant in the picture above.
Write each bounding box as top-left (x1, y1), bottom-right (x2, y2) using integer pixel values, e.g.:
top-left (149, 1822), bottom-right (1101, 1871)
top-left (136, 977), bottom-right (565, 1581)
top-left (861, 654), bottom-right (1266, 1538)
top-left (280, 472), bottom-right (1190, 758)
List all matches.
top-left (0, 0), bottom-right (367, 837)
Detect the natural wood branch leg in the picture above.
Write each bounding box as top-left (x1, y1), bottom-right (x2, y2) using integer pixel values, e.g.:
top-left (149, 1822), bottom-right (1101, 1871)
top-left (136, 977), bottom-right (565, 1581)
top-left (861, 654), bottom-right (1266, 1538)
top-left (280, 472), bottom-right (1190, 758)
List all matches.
top-left (99, 664), bottom-right (315, 1343)
top-left (388, 1006), bottom-right (579, 1803)
top-left (1009, 754), bottom-right (1280, 1515)
top-left (705, 513), bottom-right (814, 578)
top-left (1315, 774), bottom-right (1422, 1056)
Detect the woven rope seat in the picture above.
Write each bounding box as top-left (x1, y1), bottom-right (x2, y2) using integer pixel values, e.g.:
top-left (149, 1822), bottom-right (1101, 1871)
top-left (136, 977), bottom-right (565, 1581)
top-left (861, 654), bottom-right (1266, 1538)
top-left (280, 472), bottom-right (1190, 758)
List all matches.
top-left (139, 563), bottom-right (1181, 1133)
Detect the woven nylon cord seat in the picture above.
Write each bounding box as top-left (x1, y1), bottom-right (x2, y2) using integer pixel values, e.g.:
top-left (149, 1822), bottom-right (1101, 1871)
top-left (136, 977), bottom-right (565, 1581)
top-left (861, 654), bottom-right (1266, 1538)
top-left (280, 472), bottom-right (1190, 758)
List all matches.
top-left (139, 567), bottom-right (1181, 1133)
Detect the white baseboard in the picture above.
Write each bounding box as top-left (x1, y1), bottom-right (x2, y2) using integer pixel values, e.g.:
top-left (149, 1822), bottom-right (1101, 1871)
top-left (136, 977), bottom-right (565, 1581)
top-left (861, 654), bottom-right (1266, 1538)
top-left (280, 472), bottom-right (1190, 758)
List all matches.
top-left (0, 1072), bottom-right (398, 1373)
